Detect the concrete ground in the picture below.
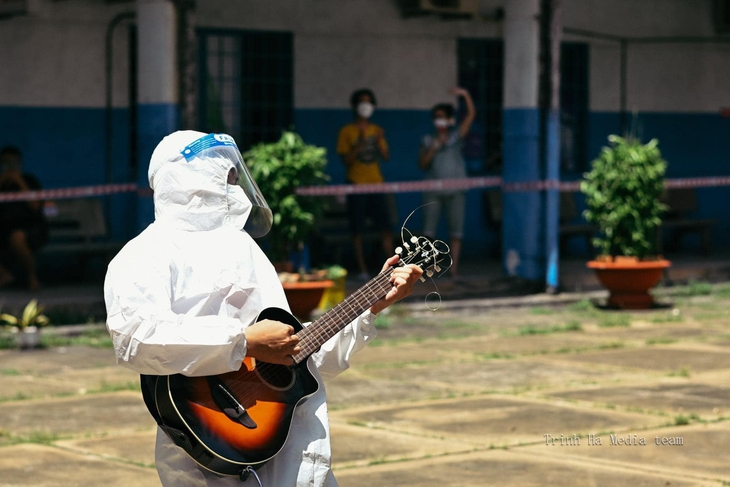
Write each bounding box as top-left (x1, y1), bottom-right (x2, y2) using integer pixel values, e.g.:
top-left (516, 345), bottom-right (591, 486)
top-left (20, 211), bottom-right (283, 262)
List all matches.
top-left (4, 251), bottom-right (730, 315)
top-left (2, 276), bottom-right (730, 486)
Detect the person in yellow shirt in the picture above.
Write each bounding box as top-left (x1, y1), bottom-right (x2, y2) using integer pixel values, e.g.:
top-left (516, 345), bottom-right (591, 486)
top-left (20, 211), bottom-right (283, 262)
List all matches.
top-left (337, 88), bottom-right (394, 280)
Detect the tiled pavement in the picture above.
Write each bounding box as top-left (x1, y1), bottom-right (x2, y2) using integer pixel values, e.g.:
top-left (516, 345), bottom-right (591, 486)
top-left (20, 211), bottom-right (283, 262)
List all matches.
top-left (2, 288), bottom-right (730, 486)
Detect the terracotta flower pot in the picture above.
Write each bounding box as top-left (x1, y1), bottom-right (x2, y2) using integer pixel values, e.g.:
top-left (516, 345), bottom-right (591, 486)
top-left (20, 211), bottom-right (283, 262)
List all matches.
top-left (587, 257), bottom-right (671, 309)
top-left (281, 280), bottom-right (334, 321)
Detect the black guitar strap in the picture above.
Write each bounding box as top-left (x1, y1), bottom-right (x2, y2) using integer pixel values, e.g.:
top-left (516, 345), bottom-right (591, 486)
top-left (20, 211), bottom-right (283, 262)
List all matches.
top-left (140, 375), bottom-right (164, 426)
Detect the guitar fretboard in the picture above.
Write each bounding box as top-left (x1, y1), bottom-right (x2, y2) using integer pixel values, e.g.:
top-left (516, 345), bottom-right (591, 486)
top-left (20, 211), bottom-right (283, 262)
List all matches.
top-left (291, 268), bottom-right (394, 363)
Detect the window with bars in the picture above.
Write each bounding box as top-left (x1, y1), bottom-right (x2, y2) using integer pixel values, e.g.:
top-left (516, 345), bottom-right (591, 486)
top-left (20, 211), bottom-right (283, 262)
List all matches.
top-left (560, 42), bottom-right (589, 174)
top-left (715, 0), bottom-right (730, 33)
top-left (457, 38), bottom-right (503, 174)
top-left (457, 38), bottom-right (589, 174)
top-left (198, 29), bottom-right (293, 151)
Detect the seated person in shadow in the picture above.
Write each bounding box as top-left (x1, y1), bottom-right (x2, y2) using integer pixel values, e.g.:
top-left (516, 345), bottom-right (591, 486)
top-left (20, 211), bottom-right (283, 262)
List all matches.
top-left (0, 146), bottom-right (48, 290)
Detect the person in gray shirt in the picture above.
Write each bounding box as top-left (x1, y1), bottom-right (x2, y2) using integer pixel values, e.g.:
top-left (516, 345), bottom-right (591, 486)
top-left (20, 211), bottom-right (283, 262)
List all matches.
top-left (418, 87), bottom-right (475, 278)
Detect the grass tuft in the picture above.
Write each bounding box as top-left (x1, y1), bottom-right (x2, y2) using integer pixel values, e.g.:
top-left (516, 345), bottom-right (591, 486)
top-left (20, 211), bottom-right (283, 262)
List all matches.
top-left (645, 337), bottom-right (677, 345)
top-left (667, 366), bottom-right (691, 378)
top-left (598, 314), bottom-right (631, 328)
top-left (569, 299), bottom-right (593, 312)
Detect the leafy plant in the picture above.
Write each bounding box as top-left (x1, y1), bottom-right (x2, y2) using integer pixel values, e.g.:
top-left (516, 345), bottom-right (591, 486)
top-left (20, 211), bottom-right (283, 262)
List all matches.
top-left (581, 135), bottom-right (667, 258)
top-left (244, 131), bottom-right (329, 262)
top-left (0, 300), bottom-right (50, 330)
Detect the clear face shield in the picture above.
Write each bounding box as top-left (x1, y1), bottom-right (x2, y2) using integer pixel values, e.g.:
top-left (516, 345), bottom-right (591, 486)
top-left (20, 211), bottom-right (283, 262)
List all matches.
top-left (181, 133), bottom-right (273, 237)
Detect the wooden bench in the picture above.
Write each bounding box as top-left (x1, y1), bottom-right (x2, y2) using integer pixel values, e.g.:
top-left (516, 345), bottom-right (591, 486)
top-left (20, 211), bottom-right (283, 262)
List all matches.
top-left (657, 188), bottom-right (717, 254)
top-left (41, 198), bottom-right (124, 259)
top-left (557, 192), bottom-right (598, 251)
top-left (484, 190), bottom-right (598, 254)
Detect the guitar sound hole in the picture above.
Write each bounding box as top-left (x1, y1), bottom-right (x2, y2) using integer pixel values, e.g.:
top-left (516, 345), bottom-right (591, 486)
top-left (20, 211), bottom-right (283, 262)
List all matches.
top-left (256, 363), bottom-right (295, 390)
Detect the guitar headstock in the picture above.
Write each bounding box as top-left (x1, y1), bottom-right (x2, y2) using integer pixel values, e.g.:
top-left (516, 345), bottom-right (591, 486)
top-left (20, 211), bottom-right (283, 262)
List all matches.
top-left (394, 229), bottom-right (452, 282)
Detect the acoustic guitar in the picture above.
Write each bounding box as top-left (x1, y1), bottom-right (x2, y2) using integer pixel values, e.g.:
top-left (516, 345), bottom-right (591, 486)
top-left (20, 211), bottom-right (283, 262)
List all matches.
top-left (140, 235), bottom-right (449, 481)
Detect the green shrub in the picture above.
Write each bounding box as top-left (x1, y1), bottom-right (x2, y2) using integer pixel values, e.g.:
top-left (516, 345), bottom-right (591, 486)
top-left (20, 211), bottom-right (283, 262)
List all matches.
top-left (581, 135), bottom-right (667, 258)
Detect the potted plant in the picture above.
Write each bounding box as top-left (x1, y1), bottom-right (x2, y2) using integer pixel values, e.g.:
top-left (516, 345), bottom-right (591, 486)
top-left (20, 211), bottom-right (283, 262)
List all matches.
top-left (1, 299), bottom-right (50, 349)
top-left (581, 135), bottom-right (671, 309)
top-left (244, 131), bottom-right (333, 319)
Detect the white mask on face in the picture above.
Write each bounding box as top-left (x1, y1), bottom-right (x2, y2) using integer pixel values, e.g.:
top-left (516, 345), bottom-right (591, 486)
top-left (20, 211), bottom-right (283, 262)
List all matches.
top-left (357, 102), bottom-right (375, 119)
top-left (433, 118), bottom-right (450, 129)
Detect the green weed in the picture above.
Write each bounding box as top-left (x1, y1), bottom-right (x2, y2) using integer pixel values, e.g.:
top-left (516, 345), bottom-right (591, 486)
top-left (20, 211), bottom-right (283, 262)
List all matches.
top-left (477, 352), bottom-right (515, 360)
top-left (516, 321), bottom-right (583, 336)
top-left (674, 414), bottom-right (691, 426)
top-left (667, 366), bottom-right (691, 378)
top-left (651, 311), bottom-right (683, 323)
top-left (598, 314), bottom-right (631, 328)
top-left (569, 299), bottom-right (593, 312)
top-left (41, 328), bottom-right (113, 348)
top-left (373, 314), bottom-right (391, 330)
top-left (713, 283), bottom-right (730, 297)
top-left (645, 337), bottom-right (677, 345)
top-left (675, 279), bottom-right (713, 297)
top-left (529, 307), bottom-right (555, 315)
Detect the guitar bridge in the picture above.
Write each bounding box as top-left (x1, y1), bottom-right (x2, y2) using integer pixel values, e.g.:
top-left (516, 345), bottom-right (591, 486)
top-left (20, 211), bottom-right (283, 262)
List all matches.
top-left (207, 377), bottom-right (258, 429)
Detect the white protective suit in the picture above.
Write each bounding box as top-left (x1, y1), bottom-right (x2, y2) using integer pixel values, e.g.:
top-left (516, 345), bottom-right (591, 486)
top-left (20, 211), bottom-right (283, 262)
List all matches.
top-left (104, 130), bottom-right (377, 487)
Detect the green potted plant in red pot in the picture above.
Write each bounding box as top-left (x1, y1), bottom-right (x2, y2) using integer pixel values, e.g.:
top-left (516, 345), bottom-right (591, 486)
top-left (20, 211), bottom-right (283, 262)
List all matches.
top-left (581, 135), bottom-right (670, 309)
top-left (244, 131), bottom-right (333, 320)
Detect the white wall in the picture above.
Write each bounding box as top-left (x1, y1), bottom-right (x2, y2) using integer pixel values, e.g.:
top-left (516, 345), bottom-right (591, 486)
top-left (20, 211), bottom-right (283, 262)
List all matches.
top-left (197, 0), bottom-right (503, 109)
top-left (2, 0), bottom-right (728, 113)
top-left (0, 0), bottom-right (133, 108)
top-left (564, 0), bottom-right (730, 113)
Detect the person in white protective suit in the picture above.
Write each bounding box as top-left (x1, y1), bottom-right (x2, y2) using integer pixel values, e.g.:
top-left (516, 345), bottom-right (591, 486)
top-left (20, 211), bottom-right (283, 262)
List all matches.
top-left (104, 130), bottom-right (422, 487)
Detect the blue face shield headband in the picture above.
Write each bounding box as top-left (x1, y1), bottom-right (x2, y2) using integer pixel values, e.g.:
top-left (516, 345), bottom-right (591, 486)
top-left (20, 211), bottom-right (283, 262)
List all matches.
top-left (181, 133), bottom-right (273, 238)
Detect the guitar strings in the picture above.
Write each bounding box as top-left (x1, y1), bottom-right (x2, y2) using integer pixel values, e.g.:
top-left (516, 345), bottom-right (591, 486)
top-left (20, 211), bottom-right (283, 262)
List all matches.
top-left (221, 271), bottom-right (395, 407)
top-left (210, 231), bottom-right (447, 409)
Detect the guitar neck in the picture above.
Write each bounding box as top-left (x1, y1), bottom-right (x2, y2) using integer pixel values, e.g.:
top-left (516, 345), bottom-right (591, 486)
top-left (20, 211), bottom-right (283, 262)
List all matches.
top-left (291, 269), bottom-right (394, 363)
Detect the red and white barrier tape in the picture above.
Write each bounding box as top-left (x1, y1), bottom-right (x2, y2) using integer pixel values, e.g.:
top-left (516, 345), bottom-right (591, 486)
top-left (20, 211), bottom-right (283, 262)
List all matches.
top-left (2, 176), bottom-right (730, 203)
top-left (298, 175), bottom-right (730, 195)
top-left (664, 176), bottom-right (730, 189)
top-left (296, 177), bottom-right (502, 196)
top-left (0, 183), bottom-right (138, 202)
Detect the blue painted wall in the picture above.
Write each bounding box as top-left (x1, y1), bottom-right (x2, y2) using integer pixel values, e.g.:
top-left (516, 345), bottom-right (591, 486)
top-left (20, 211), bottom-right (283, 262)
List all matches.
top-left (136, 103), bottom-right (179, 233)
top-left (0, 105), bottom-right (138, 242)
top-left (294, 108), bottom-right (498, 259)
top-left (570, 111), bottom-right (730, 253)
top-left (501, 107), bottom-right (543, 279)
top-left (2, 105), bottom-right (728, 259)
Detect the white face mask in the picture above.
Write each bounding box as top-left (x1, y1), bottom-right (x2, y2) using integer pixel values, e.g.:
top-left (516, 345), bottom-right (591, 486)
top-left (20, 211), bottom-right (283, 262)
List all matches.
top-left (357, 102), bottom-right (374, 119)
top-left (433, 118), bottom-right (451, 129)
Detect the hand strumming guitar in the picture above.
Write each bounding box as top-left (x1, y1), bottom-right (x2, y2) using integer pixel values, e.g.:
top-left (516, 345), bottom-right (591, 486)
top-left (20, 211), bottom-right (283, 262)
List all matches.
top-left (245, 319), bottom-right (301, 365)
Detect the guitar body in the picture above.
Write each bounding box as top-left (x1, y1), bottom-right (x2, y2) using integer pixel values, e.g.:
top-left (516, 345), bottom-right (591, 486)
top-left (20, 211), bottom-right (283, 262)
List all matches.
top-left (139, 234), bottom-right (448, 478)
top-left (143, 307), bottom-right (319, 477)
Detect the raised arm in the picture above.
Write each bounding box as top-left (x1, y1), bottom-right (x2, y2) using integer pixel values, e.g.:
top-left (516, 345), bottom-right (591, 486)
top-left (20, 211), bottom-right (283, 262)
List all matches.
top-left (451, 87), bottom-right (476, 139)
